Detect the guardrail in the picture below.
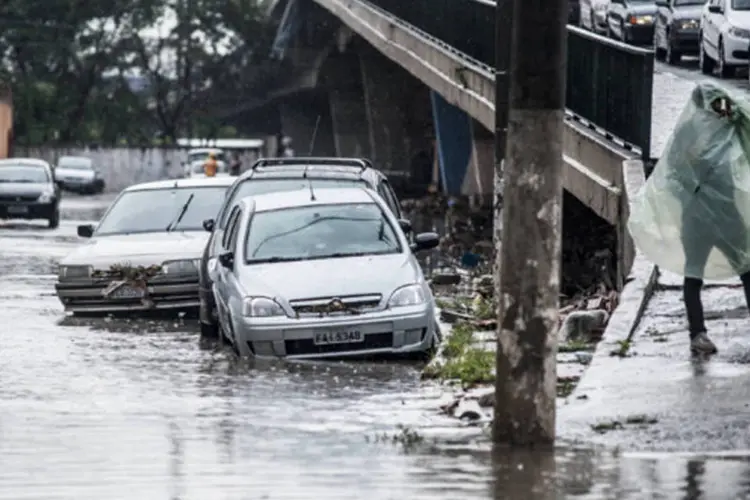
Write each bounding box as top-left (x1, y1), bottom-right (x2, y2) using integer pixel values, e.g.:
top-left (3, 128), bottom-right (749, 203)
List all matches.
top-left (363, 0), bottom-right (654, 159)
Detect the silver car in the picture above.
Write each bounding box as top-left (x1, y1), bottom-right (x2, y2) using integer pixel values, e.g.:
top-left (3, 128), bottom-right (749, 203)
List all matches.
top-left (209, 186), bottom-right (441, 359)
top-left (55, 176), bottom-right (235, 314)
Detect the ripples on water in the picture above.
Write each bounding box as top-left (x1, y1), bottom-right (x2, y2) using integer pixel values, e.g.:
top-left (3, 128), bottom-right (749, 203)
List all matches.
top-left (1, 202), bottom-right (750, 498)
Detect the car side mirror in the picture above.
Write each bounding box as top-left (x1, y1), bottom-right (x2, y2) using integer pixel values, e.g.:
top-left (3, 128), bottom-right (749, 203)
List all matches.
top-left (398, 218), bottom-right (412, 233)
top-left (410, 232), bottom-right (440, 252)
top-left (218, 251), bottom-right (234, 269)
top-left (203, 219), bottom-right (215, 232)
top-left (708, 5), bottom-right (721, 13)
top-left (77, 224), bottom-right (94, 238)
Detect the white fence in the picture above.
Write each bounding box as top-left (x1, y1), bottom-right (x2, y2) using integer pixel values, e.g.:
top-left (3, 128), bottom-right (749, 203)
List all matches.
top-left (14, 146), bottom-right (263, 193)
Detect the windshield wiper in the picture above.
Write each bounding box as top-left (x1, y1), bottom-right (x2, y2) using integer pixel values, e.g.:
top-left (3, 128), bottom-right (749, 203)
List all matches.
top-left (166, 194), bottom-right (194, 232)
top-left (247, 256), bottom-right (305, 264)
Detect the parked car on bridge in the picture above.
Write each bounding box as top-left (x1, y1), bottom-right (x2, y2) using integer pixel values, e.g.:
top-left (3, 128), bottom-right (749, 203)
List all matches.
top-left (55, 176), bottom-right (235, 314)
top-left (606, 0), bottom-right (658, 44)
top-left (580, 0), bottom-right (611, 33)
top-left (654, 0), bottom-right (704, 64)
top-left (208, 186), bottom-right (440, 359)
top-left (198, 157), bottom-right (410, 338)
top-left (0, 158), bottom-right (60, 228)
top-left (53, 156), bottom-right (105, 194)
top-left (700, 0), bottom-right (750, 78)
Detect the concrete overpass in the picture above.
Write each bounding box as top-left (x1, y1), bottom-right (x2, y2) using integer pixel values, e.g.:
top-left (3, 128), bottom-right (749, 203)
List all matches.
top-left (228, 0), bottom-right (655, 284)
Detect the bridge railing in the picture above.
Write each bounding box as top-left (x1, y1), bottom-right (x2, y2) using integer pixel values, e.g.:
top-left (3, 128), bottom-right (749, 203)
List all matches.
top-left (364, 0), bottom-right (654, 159)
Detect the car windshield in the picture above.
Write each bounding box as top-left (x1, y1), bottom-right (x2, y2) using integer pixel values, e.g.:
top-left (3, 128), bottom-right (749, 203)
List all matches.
top-left (0, 165), bottom-right (49, 183)
top-left (191, 161), bottom-right (227, 174)
top-left (58, 157), bottom-right (92, 170)
top-left (245, 202), bottom-right (401, 263)
top-left (733, 0), bottom-right (750, 8)
top-left (219, 177), bottom-right (368, 227)
top-left (95, 186), bottom-right (228, 235)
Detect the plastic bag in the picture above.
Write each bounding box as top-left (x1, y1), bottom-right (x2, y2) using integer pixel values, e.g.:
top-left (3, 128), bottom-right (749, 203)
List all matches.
top-left (627, 82), bottom-right (750, 280)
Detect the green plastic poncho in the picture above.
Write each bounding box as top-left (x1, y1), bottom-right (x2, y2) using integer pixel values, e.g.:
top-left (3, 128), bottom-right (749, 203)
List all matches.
top-left (628, 82), bottom-right (750, 280)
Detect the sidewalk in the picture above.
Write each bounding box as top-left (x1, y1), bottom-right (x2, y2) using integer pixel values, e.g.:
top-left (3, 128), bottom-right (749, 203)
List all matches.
top-left (558, 268), bottom-right (750, 452)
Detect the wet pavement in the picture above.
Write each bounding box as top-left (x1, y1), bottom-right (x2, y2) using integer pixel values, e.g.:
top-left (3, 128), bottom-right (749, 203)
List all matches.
top-left (0, 197), bottom-right (748, 497)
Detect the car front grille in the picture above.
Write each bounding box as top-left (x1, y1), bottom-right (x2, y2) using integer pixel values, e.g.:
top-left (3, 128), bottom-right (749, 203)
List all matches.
top-left (284, 332), bottom-right (393, 356)
top-left (0, 194), bottom-right (40, 203)
top-left (289, 294), bottom-right (382, 316)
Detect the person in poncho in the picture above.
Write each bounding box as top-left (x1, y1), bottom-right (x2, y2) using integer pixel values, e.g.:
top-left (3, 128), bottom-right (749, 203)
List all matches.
top-left (628, 82), bottom-right (750, 355)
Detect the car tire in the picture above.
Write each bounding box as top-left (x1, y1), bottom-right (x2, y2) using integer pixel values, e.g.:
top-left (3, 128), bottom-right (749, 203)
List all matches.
top-left (48, 209), bottom-right (60, 229)
top-left (666, 38), bottom-right (681, 65)
top-left (717, 38), bottom-right (735, 78)
top-left (200, 320), bottom-right (219, 338)
top-left (699, 37), bottom-right (716, 74)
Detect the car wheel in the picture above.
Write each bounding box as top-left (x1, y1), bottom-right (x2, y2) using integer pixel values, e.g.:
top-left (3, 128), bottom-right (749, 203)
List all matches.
top-left (699, 36), bottom-right (716, 74)
top-left (717, 38), bottom-right (735, 78)
top-left (200, 320), bottom-right (219, 338)
top-left (48, 209), bottom-right (60, 229)
top-left (666, 35), bottom-right (681, 64)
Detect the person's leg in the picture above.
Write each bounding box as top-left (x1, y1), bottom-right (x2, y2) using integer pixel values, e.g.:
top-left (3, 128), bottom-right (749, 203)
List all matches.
top-left (682, 223), bottom-right (716, 353)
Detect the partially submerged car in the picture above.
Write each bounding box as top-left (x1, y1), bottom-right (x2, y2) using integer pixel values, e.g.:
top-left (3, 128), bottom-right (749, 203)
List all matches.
top-left (198, 157), bottom-right (410, 338)
top-left (54, 156), bottom-right (105, 194)
top-left (55, 176), bottom-right (235, 314)
top-left (208, 186), bottom-right (440, 359)
top-left (0, 158), bottom-right (61, 228)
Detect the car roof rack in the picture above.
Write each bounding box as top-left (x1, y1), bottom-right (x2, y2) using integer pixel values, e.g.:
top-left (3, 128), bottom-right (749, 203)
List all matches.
top-left (251, 157), bottom-right (372, 172)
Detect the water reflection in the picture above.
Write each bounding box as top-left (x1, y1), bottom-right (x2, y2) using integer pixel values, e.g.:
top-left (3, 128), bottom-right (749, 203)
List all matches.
top-left (490, 447), bottom-right (556, 499)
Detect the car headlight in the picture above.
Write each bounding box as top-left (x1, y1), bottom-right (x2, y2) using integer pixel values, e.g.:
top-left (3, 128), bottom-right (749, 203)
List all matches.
top-left (38, 191), bottom-right (54, 203)
top-left (58, 265), bottom-right (92, 279)
top-left (629, 14), bottom-right (653, 25)
top-left (387, 284), bottom-right (426, 308)
top-left (161, 259), bottom-right (200, 275)
top-left (678, 19), bottom-right (699, 30)
top-left (242, 297), bottom-right (285, 317)
top-left (728, 26), bottom-right (750, 39)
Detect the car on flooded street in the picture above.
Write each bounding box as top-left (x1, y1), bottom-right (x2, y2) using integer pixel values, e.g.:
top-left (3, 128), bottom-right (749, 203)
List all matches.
top-left (53, 155), bottom-right (105, 194)
top-left (606, 0), bottom-right (657, 44)
top-left (55, 176), bottom-right (234, 314)
top-left (198, 157), bottom-right (411, 338)
top-left (0, 158), bottom-right (61, 228)
top-left (208, 186), bottom-right (440, 359)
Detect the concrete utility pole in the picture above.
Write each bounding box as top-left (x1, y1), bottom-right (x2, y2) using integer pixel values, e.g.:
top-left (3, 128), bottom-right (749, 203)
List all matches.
top-left (493, 0), bottom-right (513, 243)
top-left (492, 0), bottom-right (567, 445)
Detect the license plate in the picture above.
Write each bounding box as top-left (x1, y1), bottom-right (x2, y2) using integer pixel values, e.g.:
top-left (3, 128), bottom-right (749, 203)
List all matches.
top-left (313, 330), bottom-right (364, 345)
top-left (109, 286), bottom-right (144, 299)
top-left (7, 206), bottom-right (28, 214)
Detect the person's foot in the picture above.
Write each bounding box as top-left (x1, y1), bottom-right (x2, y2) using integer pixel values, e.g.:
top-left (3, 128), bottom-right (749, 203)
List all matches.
top-left (690, 332), bottom-right (718, 355)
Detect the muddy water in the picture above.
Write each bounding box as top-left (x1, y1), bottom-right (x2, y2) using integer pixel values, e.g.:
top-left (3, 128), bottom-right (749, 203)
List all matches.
top-left (1, 194), bottom-right (750, 499)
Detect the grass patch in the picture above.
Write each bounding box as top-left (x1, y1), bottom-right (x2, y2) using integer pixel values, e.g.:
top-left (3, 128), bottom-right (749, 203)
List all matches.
top-left (557, 376), bottom-right (580, 398)
top-left (558, 340), bottom-right (595, 353)
top-left (424, 321), bottom-right (495, 386)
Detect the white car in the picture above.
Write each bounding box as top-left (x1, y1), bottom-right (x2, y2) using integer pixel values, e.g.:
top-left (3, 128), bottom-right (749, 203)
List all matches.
top-left (208, 187), bottom-right (441, 359)
top-left (185, 159), bottom-right (229, 179)
top-left (580, 0), bottom-right (611, 33)
top-left (54, 156), bottom-right (105, 194)
top-left (54, 176), bottom-right (235, 314)
top-left (700, 0), bottom-right (750, 78)
top-left (182, 148), bottom-right (227, 177)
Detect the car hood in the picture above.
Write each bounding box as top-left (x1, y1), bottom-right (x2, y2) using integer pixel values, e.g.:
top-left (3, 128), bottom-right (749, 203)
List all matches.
top-left (0, 182), bottom-right (50, 195)
top-left (628, 3), bottom-right (656, 15)
top-left (55, 167), bottom-right (95, 180)
top-left (61, 231), bottom-right (209, 268)
top-left (728, 11), bottom-right (750, 26)
top-left (242, 253), bottom-right (423, 301)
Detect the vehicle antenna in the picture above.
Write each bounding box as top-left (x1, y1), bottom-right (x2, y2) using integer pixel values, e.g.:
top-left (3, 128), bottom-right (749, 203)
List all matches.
top-left (307, 115), bottom-right (321, 157)
top-left (307, 175), bottom-right (316, 201)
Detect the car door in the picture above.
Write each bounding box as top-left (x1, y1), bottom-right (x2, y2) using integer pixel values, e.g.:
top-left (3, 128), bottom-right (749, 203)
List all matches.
top-left (214, 206), bottom-right (241, 318)
top-left (703, 0), bottom-right (721, 58)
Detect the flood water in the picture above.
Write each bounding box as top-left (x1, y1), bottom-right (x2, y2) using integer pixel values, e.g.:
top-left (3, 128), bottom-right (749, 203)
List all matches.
top-left (1, 195), bottom-right (750, 499)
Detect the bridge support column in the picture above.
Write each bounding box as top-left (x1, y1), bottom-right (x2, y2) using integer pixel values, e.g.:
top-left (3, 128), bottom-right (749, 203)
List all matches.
top-left (430, 91), bottom-right (493, 197)
top-left (323, 52), bottom-right (372, 158)
top-left (359, 47), bottom-right (416, 181)
top-left (278, 91), bottom-right (335, 156)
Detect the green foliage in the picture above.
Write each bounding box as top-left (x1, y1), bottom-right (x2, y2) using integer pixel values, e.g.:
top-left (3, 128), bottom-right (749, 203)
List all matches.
top-left (423, 322), bottom-right (495, 387)
top-left (0, 0), bottom-right (269, 145)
